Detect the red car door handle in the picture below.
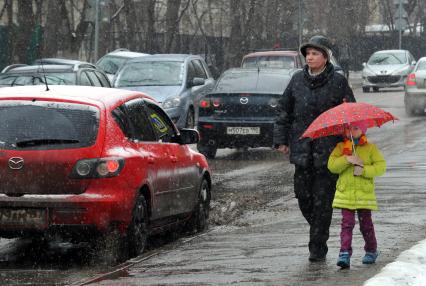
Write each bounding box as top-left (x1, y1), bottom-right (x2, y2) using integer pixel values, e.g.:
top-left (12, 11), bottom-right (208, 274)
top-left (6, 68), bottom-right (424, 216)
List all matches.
top-left (170, 155), bottom-right (177, 163)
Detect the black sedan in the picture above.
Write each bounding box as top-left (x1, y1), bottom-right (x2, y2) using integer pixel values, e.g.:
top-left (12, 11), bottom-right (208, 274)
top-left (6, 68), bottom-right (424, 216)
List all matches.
top-left (197, 68), bottom-right (293, 158)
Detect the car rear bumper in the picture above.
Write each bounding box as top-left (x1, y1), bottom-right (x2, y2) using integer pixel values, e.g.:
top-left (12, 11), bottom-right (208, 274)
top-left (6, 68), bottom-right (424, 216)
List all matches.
top-left (197, 119), bottom-right (275, 148)
top-left (0, 191), bottom-right (134, 239)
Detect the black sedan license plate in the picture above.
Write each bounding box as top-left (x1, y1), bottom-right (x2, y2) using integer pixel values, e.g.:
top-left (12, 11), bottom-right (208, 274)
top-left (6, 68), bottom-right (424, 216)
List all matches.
top-left (0, 208), bottom-right (47, 228)
top-left (227, 127), bottom-right (260, 135)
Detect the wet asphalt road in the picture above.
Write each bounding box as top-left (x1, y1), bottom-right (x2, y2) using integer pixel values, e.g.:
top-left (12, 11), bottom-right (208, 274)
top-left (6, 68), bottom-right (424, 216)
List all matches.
top-left (2, 84), bottom-right (426, 285)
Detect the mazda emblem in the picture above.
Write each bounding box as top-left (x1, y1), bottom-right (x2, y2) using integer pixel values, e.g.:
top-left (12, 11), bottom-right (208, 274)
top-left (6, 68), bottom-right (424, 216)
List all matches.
top-left (240, 97), bottom-right (249, 104)
top-left (8, 157), bottom-right (24, 170)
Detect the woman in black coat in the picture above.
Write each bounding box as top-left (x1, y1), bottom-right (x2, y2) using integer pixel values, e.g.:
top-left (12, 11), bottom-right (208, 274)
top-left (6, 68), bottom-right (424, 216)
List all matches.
top-left (274, 35), bottom-right (355, 262)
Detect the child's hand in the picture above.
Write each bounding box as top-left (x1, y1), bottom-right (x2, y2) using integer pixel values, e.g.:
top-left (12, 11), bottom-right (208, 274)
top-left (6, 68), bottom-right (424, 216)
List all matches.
top-left (346, 155), bottom-right (363, 166)
top-left (354, 165), bottom-right (364, 176)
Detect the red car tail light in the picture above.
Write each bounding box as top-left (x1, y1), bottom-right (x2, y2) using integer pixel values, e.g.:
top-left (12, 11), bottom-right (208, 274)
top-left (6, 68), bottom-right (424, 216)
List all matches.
top-left (406, 73), bottom-right (416, 86)
top-left (70, 157), bottom-right (125, 179)
top-left (200, 99), bottom-right (210, 108)
top-left (201, 124), bottom-right (214, 129)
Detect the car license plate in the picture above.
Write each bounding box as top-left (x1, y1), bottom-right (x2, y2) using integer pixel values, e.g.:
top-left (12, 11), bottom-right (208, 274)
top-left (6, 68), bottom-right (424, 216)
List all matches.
top-left (226, 127), bottom-right (260, 135)
top-left (0, 208), bottom-right (47, 228)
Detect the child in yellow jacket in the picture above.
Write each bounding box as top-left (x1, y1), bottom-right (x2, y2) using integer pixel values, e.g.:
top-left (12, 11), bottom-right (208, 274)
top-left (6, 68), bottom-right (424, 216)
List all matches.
top-left (328, 122), bottom-right (386, 269)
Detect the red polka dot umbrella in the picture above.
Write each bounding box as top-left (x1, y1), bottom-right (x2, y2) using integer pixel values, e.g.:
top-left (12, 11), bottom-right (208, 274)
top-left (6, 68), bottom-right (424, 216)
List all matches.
top-left (301, 102), bottom-right (398, 139)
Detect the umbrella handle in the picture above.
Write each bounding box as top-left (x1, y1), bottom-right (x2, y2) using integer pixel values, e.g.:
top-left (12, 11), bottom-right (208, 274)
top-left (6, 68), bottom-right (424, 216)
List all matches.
top-left (349, 129), bottom-right (357, 156)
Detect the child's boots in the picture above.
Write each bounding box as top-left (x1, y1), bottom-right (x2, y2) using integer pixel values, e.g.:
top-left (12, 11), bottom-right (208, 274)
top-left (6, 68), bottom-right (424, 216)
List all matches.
top-left (337, 251), bottom-right (350, 268)
top-left (362, 252), bottom-right (378, 264)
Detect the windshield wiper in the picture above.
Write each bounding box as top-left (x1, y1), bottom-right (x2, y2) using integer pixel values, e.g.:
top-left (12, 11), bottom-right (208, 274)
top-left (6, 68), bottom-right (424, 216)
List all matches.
top-left (373, 56), bottom-right (389, 64)
top-left (16, 139), bottom-right (80, 148)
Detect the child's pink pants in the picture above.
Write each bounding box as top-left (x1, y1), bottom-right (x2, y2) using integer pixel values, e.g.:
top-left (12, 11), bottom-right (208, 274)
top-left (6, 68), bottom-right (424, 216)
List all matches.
top-left (340, 208), bottom-right (377, 255)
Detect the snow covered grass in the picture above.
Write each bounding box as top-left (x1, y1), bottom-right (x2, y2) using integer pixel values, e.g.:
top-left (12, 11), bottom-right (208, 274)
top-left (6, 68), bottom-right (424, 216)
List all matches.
top-left (364, 239), bottom-right (426, 286)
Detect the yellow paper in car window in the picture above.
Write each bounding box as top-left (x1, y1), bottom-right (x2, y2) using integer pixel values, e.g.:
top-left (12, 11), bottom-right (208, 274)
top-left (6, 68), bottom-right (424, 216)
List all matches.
top-left (150, 113), bottom-right (168, 133)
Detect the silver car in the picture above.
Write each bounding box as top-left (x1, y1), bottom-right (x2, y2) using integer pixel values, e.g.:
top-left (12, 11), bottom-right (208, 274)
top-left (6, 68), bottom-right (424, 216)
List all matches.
top-left (96, 49), bottom-right (149, 82)
top-left (113, 54), bottom-right (215, 128)
top-left (404, 57), bottom-right (426, 115)
top-left (362, 49), bottom-right (416, 93)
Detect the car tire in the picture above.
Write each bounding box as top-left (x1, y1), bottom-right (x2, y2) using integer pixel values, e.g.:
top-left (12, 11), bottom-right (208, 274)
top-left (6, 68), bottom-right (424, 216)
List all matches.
top-left (185, 178), bottom-right (211, 233)
top-left (372, 87), bottom-right (379, 92)
top-left (127, 194), bottom-right (149, 257)
top-left (362, 86), bottom-right (370, 93)
top-left (197, 143), bottom-right (217, 159)
top-left (186, 108), bottom-right (195, 129)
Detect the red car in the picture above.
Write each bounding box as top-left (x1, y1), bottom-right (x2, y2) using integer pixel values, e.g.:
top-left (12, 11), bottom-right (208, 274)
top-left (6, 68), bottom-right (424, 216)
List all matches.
top-left (0, 85), bottom-right (211, 257)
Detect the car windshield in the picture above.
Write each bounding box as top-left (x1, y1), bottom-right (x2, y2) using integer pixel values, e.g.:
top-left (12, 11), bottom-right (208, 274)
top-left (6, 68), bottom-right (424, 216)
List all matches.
top-left (96, 56), bottom-right (127, 75)
top-left (367, 52), bottom-right (406, 65)
top-left (0, 101), bottom-right (99, 150)
top-left (115, 61), bottom-right (184, 87)
top-left (242, 56), bottom-right (295, 69)
top-left (0, 73), bottom-right (75, 86)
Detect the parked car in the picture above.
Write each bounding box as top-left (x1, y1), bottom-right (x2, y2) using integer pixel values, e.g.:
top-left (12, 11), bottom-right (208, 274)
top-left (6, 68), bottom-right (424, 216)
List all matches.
top-left (114, 54), bottom-right (215, 128)
top-left (197, 68), bottom-right (293, 159)
top-left (96, 48), bottom-right (149, 81)
top-left (362, 49), bottom-right (416, 93)
top-left (0, 63), bottom-right (111, 87)
top-left (241, 49), bottom-right (346, 77)
top-left (241, 50), bottom-right (305, 69)
top-left (404, 57), bottom-right (426, 115)
top-left (0, 85), bottom-right (211, 259)
top-left (33, 58), bottom-right (98, 69)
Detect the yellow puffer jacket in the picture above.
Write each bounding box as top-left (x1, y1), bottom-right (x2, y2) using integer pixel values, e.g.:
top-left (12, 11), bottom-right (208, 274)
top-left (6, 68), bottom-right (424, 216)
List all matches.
top-left (328, 142), bottom-right (386, 210)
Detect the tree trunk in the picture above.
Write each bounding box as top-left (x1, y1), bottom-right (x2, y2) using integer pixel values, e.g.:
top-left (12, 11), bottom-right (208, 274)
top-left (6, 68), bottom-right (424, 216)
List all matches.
top-left (16, 0), bottom-right (35, 63)
top-left (143, 0), bottom-right (156, 53)
top-left (123, 0), bottom-right (138, 50)
top-left (44, 0), bottom-right (61, 57)
top-left (165, 0), bottom-right (182, 53)
top-left (225, 0), bottom-right (242, 68)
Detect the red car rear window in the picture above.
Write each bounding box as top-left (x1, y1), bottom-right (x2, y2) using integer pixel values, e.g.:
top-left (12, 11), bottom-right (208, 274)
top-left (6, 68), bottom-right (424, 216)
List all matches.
top-left (0, 101), bottom-right (99, 150)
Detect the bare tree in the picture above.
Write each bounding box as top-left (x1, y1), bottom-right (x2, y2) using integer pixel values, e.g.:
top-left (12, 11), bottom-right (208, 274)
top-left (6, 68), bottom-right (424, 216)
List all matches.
top-left (15, 0), bottom-right (35, 62)
top-left (225, 0), bottom-right (242, 67)
top-left (143, 0), bottom-right (157, 52)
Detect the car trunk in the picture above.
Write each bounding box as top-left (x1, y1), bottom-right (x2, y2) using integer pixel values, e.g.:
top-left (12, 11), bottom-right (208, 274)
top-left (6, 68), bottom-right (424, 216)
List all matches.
top-left (202, 93), bottom-right (280, 119)
top-left (0, 100), bottom-right (101, 196)
top-left (0, 149), bottom-right (100, 196)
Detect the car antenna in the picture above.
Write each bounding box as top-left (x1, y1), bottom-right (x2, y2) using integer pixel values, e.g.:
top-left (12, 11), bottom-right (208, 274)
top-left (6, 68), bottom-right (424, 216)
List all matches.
top-left (37, 43), bottom-right (49, 91)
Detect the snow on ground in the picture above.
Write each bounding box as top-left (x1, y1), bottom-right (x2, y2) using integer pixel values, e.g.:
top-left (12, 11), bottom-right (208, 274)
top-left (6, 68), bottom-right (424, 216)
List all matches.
top-left (364, 239), bottom-right (426, 286)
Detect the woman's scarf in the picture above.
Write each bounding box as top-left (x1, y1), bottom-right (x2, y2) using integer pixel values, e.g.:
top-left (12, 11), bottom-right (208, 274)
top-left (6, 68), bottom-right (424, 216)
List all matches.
top-left (342, 134), bottom-right (368, 155)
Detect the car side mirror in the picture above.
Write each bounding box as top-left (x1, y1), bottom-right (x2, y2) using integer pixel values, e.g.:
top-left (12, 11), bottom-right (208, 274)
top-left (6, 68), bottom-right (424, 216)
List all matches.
top-left (411, 60), bottom-right (416, 66)
top-left (362, 62), bottom-right (366, 67)
top-left (178, 128), bottom-right (199, 144)
top-left (188, 77), bottom-right (205, 87)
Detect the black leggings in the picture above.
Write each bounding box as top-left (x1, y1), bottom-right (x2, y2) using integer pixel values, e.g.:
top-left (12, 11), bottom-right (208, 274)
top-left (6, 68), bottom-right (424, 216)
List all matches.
top-left (294, 165), bottom-right (337, 256)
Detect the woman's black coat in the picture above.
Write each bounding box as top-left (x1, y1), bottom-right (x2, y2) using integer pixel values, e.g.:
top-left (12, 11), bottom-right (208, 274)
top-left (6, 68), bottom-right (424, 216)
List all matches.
top-left (274, 62), bottom-right (356, 168)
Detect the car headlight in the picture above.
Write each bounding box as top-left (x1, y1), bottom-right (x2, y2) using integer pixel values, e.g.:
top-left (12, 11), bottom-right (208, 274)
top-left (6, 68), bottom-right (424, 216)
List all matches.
top-left (162, 96), bottom-right (181, 109)
top-left (362, 66), bottom-right (375, 77)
